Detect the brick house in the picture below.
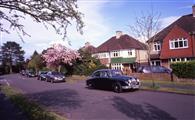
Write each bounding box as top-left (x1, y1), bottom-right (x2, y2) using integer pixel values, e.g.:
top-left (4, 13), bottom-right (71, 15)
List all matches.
top-left (147, 5), bottom-right (195, 68)
top-left (92, 31), bottom-right (148, 73)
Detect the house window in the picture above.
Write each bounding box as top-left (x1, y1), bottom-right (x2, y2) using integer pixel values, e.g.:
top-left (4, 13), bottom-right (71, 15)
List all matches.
top-left (153, 42), bottom-right (161, 51)
top-left (112, 63), bottom-right (121, 70)
top-left (99, 53), bottom-right (107, 58)
top-left (169, 38), bottom-right (188, 49)
top-left (128, 50), bottom-right (132, 56)
top-left (112, 51), bottom-right (120, 57)
top-left (170, 58), bottom-right (191, 62)
top-left (150, 60), bottom-right (161, 66)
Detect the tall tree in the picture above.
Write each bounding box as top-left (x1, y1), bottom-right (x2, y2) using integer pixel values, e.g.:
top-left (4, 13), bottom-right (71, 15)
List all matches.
top-left (27, 51), bottom-right (45, 73)
top-left (0, 0), bottom-right (84, 40)
top-left (42, 43), bottom-right (80, 72)
top-left (2, 41), bottom-right (25, 73)
top-left (130, 9), bottom-right (161, 65)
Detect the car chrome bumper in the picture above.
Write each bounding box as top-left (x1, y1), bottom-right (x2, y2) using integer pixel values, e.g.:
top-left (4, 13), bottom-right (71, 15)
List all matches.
top-left (122, 85), bottom-right (140, 89)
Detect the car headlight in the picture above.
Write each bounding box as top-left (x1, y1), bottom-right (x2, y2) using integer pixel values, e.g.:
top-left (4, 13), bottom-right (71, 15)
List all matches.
top-left (125, 81), bottom-right (129, 84)
top-left (54, 77), bottom-right (58, 80)
top-left (128, 80), bottom-right (132, 83)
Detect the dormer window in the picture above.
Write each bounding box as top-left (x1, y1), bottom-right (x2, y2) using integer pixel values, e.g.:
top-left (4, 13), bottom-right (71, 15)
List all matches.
top-left (153, 42), bottom-right (161, 51)
top-left (169, 38), bottom-right (188, 49)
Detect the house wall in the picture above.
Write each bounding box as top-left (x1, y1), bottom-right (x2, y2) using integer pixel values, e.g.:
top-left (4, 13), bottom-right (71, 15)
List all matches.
top-left (135, 50), bottom-right (148, 63)
top-left (149, 42), bottom-right (161, 55)
top-left (160, 25), bottom-right (193, 59)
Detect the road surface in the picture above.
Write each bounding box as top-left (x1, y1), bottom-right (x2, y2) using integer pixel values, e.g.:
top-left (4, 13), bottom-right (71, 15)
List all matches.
top-left (0, 74), bottom-right (195, 120)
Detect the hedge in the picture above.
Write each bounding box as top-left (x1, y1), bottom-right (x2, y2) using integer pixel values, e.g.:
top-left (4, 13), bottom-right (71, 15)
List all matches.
top-left (170, 60), bottom-right (195, 79)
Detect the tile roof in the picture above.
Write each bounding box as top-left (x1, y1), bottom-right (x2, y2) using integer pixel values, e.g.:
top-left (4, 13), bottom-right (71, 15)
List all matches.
top-left (147, 14), bottom-right (195, 43)
top-left (95, 34), bottom-right (147, 53)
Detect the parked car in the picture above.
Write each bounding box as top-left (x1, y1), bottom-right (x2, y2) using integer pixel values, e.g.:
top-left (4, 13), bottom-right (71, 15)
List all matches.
top-left (137, 66), bottom-right (172, 74)
top-left (20, 70), bottom-right (26, 76)
top-left (37, 71), bottom-right (48, 80)
top-left (45, 71), bottom-right (65, 83)
top-left (86, 69), bottom-right (141, 93)
top-left (26, 70), bottom-right (37, 77)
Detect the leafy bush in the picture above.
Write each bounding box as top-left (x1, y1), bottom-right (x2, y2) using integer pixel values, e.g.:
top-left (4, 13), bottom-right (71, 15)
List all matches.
top-left (72, 49), bottom-right (107, 76)
top-left (170, 60), bottom-right (195, 78)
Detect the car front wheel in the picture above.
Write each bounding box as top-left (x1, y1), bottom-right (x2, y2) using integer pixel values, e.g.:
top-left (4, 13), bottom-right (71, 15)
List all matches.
top-left (113, 83), bottom-right (122, 93)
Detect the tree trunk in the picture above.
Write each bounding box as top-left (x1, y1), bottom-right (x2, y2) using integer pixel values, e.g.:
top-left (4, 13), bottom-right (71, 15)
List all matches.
top-left (58, 65), bottom-right (62, 72)
top-left (9, 64), bottom-right (12, 74)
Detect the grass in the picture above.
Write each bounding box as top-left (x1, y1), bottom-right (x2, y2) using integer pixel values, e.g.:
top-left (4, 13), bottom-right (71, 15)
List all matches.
top-left (141, 79), bottom-right (195, 86)
top-left (66, 75), bottom-right (87, 83)
top-left (0, 86), bottom-right (66, 120)
top-left (141, 80), bottom-right (195, 95)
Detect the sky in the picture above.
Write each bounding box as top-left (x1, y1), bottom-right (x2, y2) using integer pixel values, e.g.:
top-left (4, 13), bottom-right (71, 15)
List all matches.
top-left (0, 0), bottom-right (195, 59)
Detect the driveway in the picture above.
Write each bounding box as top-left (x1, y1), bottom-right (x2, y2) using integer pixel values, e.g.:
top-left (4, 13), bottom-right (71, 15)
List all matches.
top-left (1, 74), bottom-right (195, 120)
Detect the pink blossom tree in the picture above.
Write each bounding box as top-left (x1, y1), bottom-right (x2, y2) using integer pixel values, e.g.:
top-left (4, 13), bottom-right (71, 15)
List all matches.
top-left (42, 44), bottom-right (80, 72)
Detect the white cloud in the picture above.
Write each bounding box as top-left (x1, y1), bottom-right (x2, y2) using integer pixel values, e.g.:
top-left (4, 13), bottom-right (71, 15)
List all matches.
top-left (160, 16), bottom-right (180, 28)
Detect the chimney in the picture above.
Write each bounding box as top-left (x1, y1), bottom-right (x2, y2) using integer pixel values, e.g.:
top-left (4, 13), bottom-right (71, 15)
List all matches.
top-left (193, 5), bottom-right (195, 17)
top-left (116, 31), bottom-right (123, 39)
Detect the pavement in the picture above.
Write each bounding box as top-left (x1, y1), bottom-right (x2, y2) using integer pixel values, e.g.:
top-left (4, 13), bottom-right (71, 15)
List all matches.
top-left (0, 74), bottom-right (195, 120)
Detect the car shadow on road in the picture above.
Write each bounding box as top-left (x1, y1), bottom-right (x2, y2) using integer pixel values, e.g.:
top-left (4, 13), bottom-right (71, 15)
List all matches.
top-left (27, 89), bottom-right (83, 111)
top-left (112, 96), bottom-right (176, 120)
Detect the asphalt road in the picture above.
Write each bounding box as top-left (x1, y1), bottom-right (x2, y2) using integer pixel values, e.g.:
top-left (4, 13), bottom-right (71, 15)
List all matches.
top-left (0, 74), bottom-right (195, 120)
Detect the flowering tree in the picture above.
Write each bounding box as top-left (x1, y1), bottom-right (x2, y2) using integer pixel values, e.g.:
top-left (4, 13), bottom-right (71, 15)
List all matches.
top-left (42, 44), bottom-right (80, 72)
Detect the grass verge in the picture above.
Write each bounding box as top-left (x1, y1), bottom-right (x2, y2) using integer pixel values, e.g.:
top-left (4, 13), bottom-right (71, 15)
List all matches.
top-left (0, 85), bottom-right (66, 120)
top-left (141, 85), bottom-right (195, 95)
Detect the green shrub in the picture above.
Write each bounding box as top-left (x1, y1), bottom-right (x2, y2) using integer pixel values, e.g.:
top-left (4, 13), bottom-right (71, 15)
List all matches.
top-left (170, 60), bottom-right (195, 78)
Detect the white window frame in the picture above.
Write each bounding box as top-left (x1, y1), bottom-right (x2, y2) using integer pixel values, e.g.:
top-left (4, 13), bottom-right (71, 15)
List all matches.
top-left (128, 50), bottom-right (133, 56)
top-left (111, 63), bottom-right (122, 70)
top-left (169, 38), bottom-right (188, 49)
top-left (153, 42), bottom-right (161, 51)
top-left (112, 51), bottom-right (120, 57)
top-left (170, 58), bottom-right (191, 63)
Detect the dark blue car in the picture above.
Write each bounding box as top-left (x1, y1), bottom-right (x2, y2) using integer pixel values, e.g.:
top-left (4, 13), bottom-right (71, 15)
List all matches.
top-left (86, 69), bottom-right (141, 93)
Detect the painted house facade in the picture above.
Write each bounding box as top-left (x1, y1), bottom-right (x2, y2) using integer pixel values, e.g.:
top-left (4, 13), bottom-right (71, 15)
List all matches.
top-left (148, 5), bottom-right (195, 68)
top-left (92, 31), bottom-right (148, 73)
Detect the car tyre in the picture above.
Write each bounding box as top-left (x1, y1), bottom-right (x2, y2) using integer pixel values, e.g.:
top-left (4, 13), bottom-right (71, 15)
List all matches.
top-left (113, 83), bottom-right (122, 93)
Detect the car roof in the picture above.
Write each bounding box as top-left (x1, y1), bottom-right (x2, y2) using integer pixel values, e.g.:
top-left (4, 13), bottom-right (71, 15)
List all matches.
top-left (94, 69), bottom-right (120, 72)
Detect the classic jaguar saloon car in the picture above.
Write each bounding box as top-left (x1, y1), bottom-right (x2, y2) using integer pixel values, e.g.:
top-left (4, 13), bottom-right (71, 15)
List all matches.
top-left (86, 69), bottom-right (141, 93)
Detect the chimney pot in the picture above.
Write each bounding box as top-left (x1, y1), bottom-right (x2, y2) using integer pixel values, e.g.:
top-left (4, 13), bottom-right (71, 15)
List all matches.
top-left (193, 5), bottom-right (195, 17)
top-left (116, 31), bottom-right (123, 39)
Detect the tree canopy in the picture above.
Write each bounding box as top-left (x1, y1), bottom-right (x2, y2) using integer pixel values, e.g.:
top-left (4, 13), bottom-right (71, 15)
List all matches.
top-left (27, 51), bottom-right (45, 73)
top-left (42, 43), bottom-right (80, 71)
top-left (1, 41), bottom-right (24, 73)
top-left (0, 0), bottom-right (84, 39)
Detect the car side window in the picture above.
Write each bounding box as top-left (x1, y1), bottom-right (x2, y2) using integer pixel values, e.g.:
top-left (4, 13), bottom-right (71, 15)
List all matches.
top-left (100, 71), bottom-right (109, 78)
